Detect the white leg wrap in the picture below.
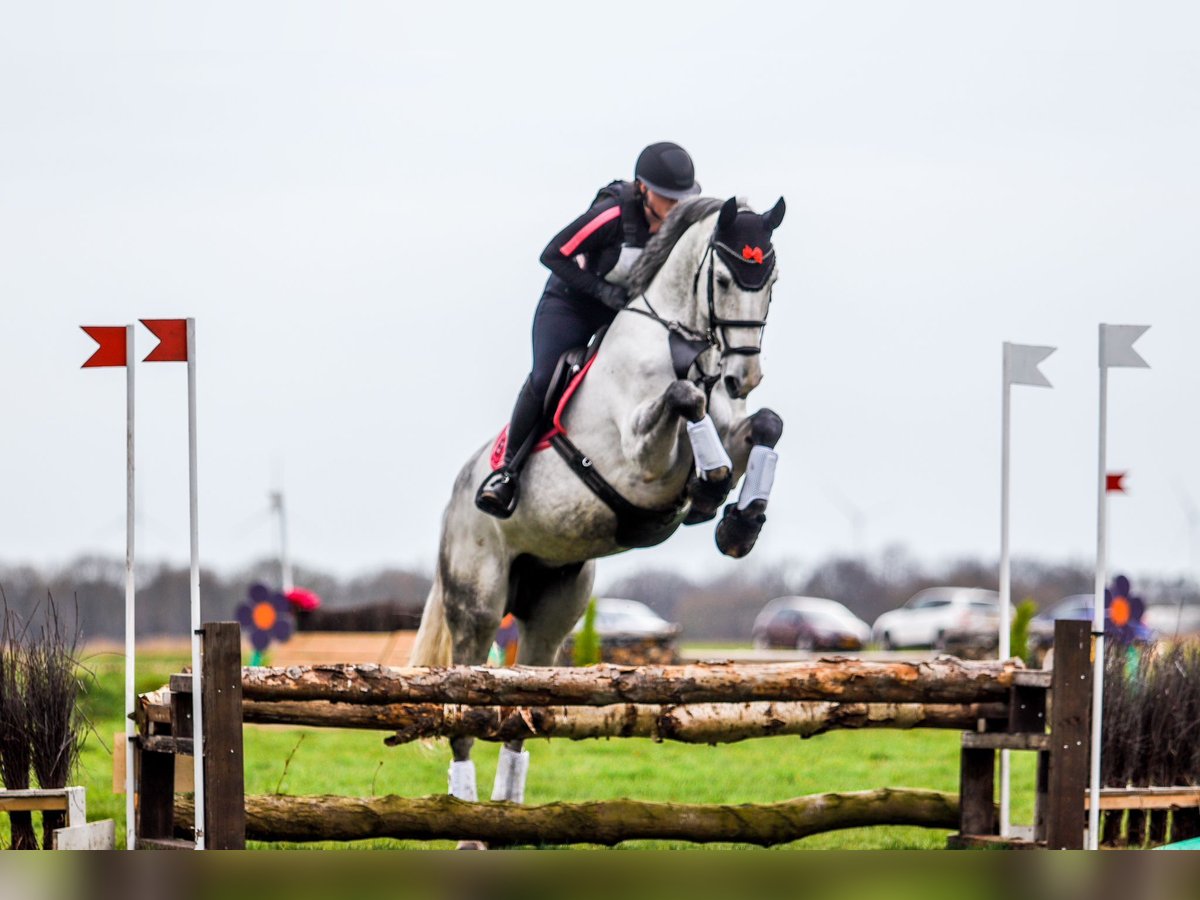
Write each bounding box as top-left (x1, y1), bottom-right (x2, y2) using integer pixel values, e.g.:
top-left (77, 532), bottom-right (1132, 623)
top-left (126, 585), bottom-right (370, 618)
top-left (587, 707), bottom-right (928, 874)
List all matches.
top-left (448, 760), bottom-right (478, 801)
top-left (490, 747), bottom-right (530, 803)
top-left (686, 415), bottom-right (732, 479)
top-left (737, 445), bottom-right (778, 510)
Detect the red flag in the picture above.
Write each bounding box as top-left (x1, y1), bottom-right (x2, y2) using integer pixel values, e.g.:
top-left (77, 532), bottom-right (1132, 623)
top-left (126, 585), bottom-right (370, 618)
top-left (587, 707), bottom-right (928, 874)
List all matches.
top-left (81, 326), bottom-right (128, 368)
top-left (1106, 472), bottom-right (1127, 493)
top-left (141, 319), bottom-right (188, 362)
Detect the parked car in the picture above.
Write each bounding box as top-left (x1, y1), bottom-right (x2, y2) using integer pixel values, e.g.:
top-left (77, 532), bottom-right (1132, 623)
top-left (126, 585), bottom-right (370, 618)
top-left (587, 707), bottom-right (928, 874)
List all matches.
top-left (752, 596), bottom-right (870, 650)
top-left (560, 597), bottom-right (680, 666)
top-left (871, 587), bottom-right (1005, 651)
top-left (572, 597), bottom-right (678, 637)
top-left (1028, 594), bottom-right (1094, 659)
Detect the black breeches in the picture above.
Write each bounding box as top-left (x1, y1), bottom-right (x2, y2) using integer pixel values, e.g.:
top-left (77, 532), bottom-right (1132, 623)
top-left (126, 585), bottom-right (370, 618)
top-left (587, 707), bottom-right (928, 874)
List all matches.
top-left (503, 290), bottom-right (614, 468)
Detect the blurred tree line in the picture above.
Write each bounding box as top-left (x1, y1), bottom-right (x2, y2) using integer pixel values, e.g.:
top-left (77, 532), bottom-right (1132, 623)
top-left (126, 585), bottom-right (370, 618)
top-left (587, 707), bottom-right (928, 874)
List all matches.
top-left (0, 555), bottom-right (432, 643)
top-left (2, 546), bottom-right (1197, 643)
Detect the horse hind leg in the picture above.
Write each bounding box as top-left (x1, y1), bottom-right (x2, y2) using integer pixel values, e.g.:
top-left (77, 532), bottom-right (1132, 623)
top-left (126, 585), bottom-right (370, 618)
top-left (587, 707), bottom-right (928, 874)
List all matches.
top-left (489, 557), bottom-right (596, 804)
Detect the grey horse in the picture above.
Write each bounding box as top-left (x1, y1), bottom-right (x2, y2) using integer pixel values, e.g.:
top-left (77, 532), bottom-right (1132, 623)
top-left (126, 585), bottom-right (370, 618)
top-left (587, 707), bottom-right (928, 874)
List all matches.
top-left (410, 195), bottom-right (786, 817)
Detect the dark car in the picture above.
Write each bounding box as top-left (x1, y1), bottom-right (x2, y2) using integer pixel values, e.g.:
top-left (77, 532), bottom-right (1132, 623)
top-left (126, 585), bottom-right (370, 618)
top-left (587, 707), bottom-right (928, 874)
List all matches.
top-left (752, 604), bottom-right (866, 651)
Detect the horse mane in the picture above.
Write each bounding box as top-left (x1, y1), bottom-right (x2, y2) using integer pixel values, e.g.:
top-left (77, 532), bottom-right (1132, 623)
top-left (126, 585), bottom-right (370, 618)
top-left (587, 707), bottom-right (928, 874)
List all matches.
top-left (628, 196), bottom-right (725, 296)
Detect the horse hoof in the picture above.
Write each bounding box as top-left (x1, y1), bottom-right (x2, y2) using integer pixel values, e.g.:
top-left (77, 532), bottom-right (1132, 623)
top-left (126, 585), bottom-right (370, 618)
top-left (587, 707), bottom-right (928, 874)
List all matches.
top-left (456, 840), bottom-right (488, 850)
top-left (665, 380), bottom-right (706, 422)
top-left (715, 501), bottom-right (767, 557)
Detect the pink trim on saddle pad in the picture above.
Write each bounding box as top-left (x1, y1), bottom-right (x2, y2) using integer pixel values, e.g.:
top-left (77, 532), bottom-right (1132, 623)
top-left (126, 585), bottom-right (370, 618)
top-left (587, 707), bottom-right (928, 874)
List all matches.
top-left (489, 354), bottom-right (599, 471)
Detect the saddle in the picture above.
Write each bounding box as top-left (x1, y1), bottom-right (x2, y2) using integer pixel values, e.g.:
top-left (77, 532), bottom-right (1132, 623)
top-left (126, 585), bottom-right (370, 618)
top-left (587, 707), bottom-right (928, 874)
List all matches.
top-left (488, 326), bottom-right (608, 471)
top-left (488, 325), bottom-right (689, 549)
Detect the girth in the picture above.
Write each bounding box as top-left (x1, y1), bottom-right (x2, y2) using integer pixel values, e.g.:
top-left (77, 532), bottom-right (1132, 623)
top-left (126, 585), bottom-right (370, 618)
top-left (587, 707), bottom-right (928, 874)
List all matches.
top-left (550, 433), bottom-right (689, 549)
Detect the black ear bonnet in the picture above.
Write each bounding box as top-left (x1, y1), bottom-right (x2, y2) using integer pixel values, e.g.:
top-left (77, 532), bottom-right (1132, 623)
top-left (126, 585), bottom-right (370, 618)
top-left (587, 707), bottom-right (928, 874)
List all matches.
top-left (712, 196), bottom-right (786, 291)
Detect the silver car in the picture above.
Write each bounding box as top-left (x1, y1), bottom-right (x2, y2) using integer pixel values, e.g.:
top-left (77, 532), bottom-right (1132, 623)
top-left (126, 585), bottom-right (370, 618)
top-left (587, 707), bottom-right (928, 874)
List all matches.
top-left (872, 587), bottom-right (1004, 650)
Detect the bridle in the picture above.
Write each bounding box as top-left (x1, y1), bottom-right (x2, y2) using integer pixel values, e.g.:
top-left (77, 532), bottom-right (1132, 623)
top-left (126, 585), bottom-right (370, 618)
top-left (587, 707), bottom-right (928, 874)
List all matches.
top-left (622, 235), bottom-right (773, 393)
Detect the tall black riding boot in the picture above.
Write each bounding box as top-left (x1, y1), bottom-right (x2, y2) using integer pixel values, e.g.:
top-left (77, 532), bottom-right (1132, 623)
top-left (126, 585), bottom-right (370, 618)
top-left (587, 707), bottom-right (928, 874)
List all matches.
top-left (475, 377), bottom-right (543, 519)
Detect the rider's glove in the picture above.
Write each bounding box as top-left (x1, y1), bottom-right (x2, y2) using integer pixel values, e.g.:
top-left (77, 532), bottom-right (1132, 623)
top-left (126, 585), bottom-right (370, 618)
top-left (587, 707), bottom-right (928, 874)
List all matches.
top-left (597, 283), bottom-right (629, 312)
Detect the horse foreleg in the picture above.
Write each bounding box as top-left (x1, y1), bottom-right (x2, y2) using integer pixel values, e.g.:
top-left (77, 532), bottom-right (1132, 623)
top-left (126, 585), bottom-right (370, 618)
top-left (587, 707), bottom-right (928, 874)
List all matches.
top-left (716, 408), bottom-right (784, 557)
top-left (624, 380), bottom-right (727, 480)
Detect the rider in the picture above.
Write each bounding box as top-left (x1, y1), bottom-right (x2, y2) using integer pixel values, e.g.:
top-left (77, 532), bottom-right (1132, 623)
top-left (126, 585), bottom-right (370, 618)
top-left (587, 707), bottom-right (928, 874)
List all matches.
top-left (475, 142), bottom-right (702, 518)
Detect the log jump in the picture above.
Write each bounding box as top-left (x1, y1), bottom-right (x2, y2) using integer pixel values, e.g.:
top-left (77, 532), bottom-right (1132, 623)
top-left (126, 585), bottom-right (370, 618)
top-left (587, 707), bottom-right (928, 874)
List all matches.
top-left (134, 621), bottom-right (1095, 849)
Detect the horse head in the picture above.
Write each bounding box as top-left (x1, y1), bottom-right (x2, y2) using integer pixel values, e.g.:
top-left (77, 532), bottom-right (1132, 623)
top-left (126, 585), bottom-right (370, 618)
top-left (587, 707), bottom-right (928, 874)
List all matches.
top-left (706, 196), bottom-right (786, 399)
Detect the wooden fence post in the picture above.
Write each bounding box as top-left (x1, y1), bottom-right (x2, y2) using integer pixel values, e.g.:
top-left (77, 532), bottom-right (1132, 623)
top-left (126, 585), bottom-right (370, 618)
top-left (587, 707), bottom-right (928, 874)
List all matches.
top-left (1045, 619), bottom-right (1091, 849)
top-left (201, 622), bottom-right (246, 849)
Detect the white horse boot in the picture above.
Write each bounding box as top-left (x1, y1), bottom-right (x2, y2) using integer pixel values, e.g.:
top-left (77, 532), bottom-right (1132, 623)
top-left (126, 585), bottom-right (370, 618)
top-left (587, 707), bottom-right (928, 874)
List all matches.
top-left (448, 760), bottom-right (478, 801)
top-left (737, 444), bottom-right (778, 510)
top-left (490, 746), bottom-right (530, 803)
top-left (686, 415), bottom-right (732, 481)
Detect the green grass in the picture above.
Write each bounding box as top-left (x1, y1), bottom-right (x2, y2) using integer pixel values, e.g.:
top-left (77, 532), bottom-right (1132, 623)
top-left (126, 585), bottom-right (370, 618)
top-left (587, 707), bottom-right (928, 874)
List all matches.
top-left (2, 650), bottom-right (1039, 850)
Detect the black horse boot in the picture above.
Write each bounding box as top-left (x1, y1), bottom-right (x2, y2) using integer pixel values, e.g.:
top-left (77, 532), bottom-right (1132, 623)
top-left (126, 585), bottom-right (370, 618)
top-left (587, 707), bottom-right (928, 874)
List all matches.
top-left (475, 468), bottom-right (520, 519)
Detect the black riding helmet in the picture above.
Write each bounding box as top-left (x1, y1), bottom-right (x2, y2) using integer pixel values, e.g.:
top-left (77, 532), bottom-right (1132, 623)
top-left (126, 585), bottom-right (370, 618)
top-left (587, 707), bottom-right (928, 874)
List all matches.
top-left (635, 142), bottom-right (701, 200)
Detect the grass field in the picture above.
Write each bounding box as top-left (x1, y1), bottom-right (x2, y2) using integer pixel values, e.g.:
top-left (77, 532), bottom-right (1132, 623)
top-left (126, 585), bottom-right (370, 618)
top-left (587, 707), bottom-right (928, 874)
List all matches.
top-left (3, 649), bottom-right (1038, 850)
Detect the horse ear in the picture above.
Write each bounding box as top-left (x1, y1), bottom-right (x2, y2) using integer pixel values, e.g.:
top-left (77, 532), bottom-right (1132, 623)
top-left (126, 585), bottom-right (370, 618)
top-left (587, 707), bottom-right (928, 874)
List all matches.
top-left (717, 197), bottom-right (738, 232)
top-left (762, 197), bottom-right (786, 231)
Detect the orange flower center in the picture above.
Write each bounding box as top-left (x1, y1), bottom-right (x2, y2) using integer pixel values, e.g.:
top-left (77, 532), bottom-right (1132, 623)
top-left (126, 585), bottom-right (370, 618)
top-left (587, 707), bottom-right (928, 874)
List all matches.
top-left (253, 602), bottom-right (277, 631)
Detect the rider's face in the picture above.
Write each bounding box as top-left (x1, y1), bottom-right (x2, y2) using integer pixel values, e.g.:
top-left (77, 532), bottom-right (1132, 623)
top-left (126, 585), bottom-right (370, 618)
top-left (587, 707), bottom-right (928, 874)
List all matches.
top-left (640, 186), bottom-right (678, 234)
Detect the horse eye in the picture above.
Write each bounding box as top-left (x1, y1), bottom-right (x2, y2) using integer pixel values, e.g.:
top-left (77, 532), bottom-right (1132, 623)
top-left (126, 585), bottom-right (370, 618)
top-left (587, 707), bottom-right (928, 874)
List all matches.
top-left (716, 274), bottom-right (732, 290)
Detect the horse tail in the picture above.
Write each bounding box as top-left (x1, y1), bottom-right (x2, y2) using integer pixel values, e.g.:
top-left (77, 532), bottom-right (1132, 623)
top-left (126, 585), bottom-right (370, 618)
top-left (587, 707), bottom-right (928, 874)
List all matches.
top-left (409, 572), bottom-right (453, 666)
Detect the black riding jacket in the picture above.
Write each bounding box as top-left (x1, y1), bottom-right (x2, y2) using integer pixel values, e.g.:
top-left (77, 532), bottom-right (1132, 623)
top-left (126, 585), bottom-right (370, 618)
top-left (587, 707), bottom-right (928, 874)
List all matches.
top-left (539, 181), bottom-right (651, 305)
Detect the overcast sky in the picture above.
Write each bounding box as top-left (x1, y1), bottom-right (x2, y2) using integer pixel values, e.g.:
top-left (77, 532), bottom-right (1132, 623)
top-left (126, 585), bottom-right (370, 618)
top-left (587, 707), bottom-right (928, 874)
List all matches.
top-left (3, 2), bottom-right (1199, 593)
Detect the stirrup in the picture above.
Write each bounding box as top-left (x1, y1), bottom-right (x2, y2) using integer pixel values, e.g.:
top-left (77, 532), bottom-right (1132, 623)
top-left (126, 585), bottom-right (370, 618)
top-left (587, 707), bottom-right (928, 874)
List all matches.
top-left (475, 469), bottom-right (520, 519)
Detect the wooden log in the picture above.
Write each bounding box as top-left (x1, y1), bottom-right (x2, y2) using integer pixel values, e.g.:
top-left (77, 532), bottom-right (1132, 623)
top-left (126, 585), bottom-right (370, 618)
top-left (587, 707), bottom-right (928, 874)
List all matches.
top-left (175, 788), bottom-right (961, 846)
top-left (240, 658), bottom-right (1021, 707)
top-left (242, 699), bottom-right (1007, 744)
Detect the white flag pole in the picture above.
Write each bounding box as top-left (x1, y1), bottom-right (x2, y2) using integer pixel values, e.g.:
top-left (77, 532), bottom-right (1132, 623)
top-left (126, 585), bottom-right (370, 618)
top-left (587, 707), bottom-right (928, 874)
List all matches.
top-left (1090, 323), bottom-right (1149, 850)
top-left (998, 345), bottom-right (1013, 837)
top-left (998, 342), bottom-right (1054, 839)
top-left (1089, 355), bottom-right (1108, 851)
top-left (123, 324), bottom-right (137, 851)
top-left (187, 317), bottom-right (206, 850)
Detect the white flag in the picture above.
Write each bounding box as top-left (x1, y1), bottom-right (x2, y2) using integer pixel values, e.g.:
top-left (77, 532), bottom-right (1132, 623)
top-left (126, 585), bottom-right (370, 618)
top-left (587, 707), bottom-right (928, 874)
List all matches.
top-left (1100, 324), bottom-right (1150, 369)
top-left (1004, 342), bottom-right (1055, 388)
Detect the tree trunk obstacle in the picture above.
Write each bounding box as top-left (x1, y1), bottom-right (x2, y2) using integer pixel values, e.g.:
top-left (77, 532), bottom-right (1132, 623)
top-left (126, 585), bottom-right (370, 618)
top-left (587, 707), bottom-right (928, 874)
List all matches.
top-left (242, 698), bottom-right (1007, 744)
top-left (175, 789), bottom-right (961, 846)
top-left (241, 658), bottom-right (1021, 707)
top-left (140, 627), bottom-right (1100, 850)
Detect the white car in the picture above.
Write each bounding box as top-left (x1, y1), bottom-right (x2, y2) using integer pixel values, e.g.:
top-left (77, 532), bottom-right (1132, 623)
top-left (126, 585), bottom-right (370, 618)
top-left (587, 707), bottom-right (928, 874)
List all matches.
top-left (752, 596), bottom-right (871, 649)
top-left (573, 597), bottom-right (678, 637)
top-left (872, 587), bottom-right (1004, 650)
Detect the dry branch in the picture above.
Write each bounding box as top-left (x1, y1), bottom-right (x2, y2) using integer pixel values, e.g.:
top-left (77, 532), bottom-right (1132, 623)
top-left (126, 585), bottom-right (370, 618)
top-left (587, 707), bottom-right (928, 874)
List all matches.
top-left (241, 698), bottom-right (1006, 744)
top-left (176, 788), bottom-right (960, 846)
top-left (241, 658), bottom-right (1019, 707)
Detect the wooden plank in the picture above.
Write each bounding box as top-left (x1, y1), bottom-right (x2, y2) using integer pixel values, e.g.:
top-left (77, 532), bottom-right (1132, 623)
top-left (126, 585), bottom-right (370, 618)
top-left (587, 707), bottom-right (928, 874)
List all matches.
top-left (1086, 788), bottom-right (1200, 811)
top-left (0, 795), bottom-right (68, 813)
top-left (1045, 619), bottom-right (1091, 850)
top-left (961, 732), bottom-right (1051, 751)
top-left (137, 750), bottom-right (176, 841)
top-left (53, 820), bottom-right (115, 850)
top-left (138, 837), bottom-right (196, 850)
top-left (958, 746), bottom-right (997, 836)
top-left (201, 622), bottom-right (247, 850)
top-left (137, 735), bottom-right (195, 755)
top-left (1012, 670), bottom-right (1052, 688)
top-left (114, 733), bottom-right (193, 793)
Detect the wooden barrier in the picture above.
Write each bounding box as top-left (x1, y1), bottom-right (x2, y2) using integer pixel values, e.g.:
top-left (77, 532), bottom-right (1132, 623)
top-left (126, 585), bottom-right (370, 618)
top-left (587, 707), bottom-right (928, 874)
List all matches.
top-left (136, 621), bottom-right (1099, 849)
